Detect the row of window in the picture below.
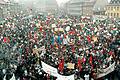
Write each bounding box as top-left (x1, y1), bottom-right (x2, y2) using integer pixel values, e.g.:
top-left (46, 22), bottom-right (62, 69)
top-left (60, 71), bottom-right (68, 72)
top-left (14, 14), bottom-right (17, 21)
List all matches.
top-left (107, 6), bottom-right (120, 11)
top-left (107, 13), bottom-right (119, 17)
top-left (110, 0), bottom-right (120, 4)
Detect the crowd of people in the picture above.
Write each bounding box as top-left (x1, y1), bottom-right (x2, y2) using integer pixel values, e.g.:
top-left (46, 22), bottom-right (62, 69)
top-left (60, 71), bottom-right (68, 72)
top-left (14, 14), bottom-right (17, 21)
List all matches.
top-left (0, 13), bottom-right (120, 80)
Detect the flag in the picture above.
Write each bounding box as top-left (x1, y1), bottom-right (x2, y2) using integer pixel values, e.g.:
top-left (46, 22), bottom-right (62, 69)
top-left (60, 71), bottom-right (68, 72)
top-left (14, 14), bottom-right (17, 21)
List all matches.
top-left (3, 37), bottom-right (7, 43)
top-left (78, 57), bottom-right (82, 71)
top-left (39, 26), bottom-right (42, 32)
top-left (57, 35), bottom-right (62, 44)
top-left (89, 55), bottom-right (93, 65)
top-left (108, 51), bottom-right (113, 55)
top-left (3, 37), bottom-right (9, 43)
top-left (58, 58), bottom-right (64, 73)
top-left (86, 36), bottom-right (91, 43)
top-left (69, 31), bottom-right (75, 35)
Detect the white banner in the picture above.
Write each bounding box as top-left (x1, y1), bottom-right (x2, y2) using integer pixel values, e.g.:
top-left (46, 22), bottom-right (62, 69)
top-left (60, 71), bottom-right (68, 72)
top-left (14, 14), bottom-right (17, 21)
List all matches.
top-left (96, 62), bottom-right (115, 79)
top-left (41, 61), bottom-right (75, 80)
top-left (41, 61), bottom-right (58, 77)
top-left (42, 61), bottom-right (115, 80)
top-left (57, 74), bottom-right (74, 80)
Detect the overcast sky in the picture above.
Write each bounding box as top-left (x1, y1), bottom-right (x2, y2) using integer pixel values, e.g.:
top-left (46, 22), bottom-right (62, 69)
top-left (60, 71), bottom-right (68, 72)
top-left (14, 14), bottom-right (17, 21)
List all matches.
top-left (4, 0), bottom-right (111, 6)
top-left (56, 0), bottom-right (111, 5)
top-left (56, 0), bottom-right (70, 6)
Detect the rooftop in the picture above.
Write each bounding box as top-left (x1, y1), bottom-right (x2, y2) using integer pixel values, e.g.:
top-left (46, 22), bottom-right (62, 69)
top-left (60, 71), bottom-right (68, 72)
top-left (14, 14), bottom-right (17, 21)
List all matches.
top-left (110, 0), bottom-right (120, 4)
top-left (107, 0), bottom-right (120, 6)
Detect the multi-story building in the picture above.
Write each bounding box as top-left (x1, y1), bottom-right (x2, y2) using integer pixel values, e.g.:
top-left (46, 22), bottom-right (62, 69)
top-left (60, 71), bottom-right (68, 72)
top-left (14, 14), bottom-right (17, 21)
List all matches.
top-left (0, 0), bottom-right (22, 18)
top-left (0, 0), bottom-right (7, 18)
top-left (65, 0), bottom-right (83, 16)
top-left (45, 0), bottom-right (58, 14)
top-left (82, 0), bottom-right (96, 16)
top-left (19, 0), bottom-right (58, 14)
top-left (65, 0), bottom-right (96, 16)
top-left (93, 0), bottom-right (108, 15)
top-left (106, 0), bottom-right (120, 18)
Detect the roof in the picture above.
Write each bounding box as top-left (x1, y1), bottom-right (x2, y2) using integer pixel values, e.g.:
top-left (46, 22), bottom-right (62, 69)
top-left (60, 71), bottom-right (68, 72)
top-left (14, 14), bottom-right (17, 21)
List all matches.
top-left (110, 0), bottom-right (120, 4)
top-left (107, 0), bottom-right (120, 6)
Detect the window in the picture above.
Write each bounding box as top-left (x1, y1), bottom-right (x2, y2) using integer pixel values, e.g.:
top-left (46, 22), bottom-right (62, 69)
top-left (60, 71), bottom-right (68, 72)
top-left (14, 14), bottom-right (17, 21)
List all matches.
top-left (114, 13), bottom-right (116, 17)
top-left (111, 13), bottom-right (113, 16)
top-left (111, 7), bottom-right (113, 10)
top-left (117, 7), bottom-right (119, 10)
top-left (108, 13), bottom-right (110, 16)
top-left (117, 13), bottom-right (119, 17)
top-left (108, 7), bottom-right (110, 10)
top-left (114, 6), bottom-right (116, 10)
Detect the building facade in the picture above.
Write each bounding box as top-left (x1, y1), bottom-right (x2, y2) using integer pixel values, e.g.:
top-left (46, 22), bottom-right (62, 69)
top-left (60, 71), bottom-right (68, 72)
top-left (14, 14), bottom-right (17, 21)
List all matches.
top-left (82, 0), bottom-right (96, 16)
top-left (93, 0), bottom-right (108, 15)
top-left (0, 0), bottom-right (6, 18)
top-left (106, 0), bottom-right (120, 18)
top-left (0, 0), bottom-right (22, 18)
top-left (65, 0), bottom-right (83, 16)
top-left (65, 0), bottom-right (96, 16)
top-left (45, 0), bottom-right (58, 14)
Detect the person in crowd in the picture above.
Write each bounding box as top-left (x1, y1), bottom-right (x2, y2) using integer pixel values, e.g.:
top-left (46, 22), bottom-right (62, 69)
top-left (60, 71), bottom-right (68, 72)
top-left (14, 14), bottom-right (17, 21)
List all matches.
top-left (0, 13), bottom-right (119, 80)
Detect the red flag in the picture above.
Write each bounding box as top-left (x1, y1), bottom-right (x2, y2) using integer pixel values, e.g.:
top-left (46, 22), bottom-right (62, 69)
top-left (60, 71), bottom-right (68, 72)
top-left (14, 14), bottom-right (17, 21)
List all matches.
top-left (87, 36), bottom-right (91, 43)
top-left (3, 37), bottom-right (7, 43)
top-left (64, 34), bottom-right (67, 38)
top-left (3, 37), bottom-right (9, 43)
top-left (108, 51), bottom-right (113, 55)
top-left (58, 58), bottom-right (64, 73)
top-left (89, 55), bottom-right (93, 65)
top-left (78, 57), bottom-right (82, 71)
top-left (39, 27), bottom-right (42, 32)
top-left (69, 31), bottom-right (75, 35)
